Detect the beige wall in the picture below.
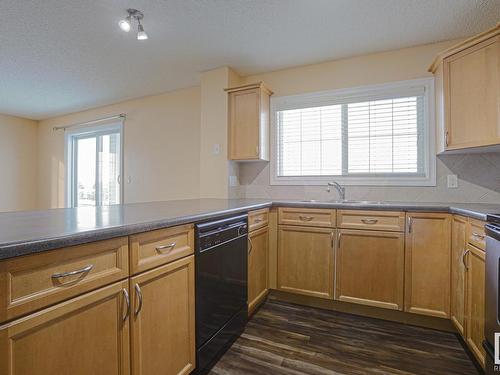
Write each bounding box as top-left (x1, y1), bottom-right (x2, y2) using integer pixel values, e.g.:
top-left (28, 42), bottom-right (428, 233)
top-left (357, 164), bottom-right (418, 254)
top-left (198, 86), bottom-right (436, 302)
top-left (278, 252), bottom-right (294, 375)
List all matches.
top-left (199, 67), bottom-right (242, 198)
top-left (37, 87), bottom-right (201, 209)
top-left (0, 114), bottom-right (38, 212)
top-left (238, 40), bottom-right (500, 203)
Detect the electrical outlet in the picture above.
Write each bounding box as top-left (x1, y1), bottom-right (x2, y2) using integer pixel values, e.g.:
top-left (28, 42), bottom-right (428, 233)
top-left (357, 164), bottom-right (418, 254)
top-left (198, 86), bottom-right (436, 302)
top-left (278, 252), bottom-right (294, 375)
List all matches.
top-left (447, 174), bottom-right (458, 188)
top-left (229, 175), bottom-right (238, 187)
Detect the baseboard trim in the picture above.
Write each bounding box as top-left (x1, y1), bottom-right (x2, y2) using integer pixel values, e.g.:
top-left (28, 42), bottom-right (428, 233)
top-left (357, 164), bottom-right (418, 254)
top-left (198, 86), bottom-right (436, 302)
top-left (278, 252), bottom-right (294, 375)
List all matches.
top-left (269, 290), bottom-right (455, 332)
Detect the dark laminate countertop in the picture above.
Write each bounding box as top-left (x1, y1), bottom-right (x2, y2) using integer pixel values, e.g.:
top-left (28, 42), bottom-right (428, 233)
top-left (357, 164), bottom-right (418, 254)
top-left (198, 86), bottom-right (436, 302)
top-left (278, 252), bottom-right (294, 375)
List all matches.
top-left (1, 198), bottom-right (499, 260)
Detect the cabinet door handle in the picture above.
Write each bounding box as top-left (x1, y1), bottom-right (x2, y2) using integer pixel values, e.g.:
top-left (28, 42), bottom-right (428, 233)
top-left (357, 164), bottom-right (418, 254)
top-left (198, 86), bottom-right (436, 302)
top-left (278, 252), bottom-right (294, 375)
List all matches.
top-left (299, 215), bottom-right (314, 221)
top-left (330, 231), bottom-right (334, 248)
top-left (337, 232), bottom-right (342, 249)
top-left (361, 218), bottom-right (378, 225)
top-left (248, 237), bottom-right (253, 254)
top-left (407, 217), bottom-right (413, 233)
top-left (134, 284), bottom-right (143, 315)
top-left (445, 131), bottom-right (449, 147)
top-left (52, 264), bottom-right (94, 281)
top-left (472, 232), bottom-right (485, 240)
top-left (122, 288), bottom-right (130, 322)
top-left (156, 242), bottom-right (176, 253)
top-left (462, 249), bottom-right (470, 270)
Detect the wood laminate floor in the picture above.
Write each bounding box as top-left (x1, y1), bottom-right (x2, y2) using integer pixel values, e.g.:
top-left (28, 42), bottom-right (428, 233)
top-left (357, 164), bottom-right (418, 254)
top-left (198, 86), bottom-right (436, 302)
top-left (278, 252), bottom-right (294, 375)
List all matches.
top-left (210, 300), bottom-right (479, 375)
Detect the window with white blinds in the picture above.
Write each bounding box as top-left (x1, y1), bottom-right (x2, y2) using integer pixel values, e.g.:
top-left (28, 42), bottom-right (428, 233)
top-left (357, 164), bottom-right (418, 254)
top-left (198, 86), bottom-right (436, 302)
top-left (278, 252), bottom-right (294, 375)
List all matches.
top-left (271, 79), bottom-right (435, 186)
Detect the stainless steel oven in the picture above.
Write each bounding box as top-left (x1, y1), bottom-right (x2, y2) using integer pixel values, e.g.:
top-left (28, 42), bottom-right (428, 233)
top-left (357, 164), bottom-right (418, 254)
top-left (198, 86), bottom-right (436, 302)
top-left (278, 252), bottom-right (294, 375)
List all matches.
top-left (485, 215), bottom-right (500, 374)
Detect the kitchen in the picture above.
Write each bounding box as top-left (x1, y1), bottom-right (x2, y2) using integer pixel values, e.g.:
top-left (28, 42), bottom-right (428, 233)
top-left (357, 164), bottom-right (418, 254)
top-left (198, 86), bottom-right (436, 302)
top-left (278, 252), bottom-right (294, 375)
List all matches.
top-left (0, 1), bottom-right (499, 374)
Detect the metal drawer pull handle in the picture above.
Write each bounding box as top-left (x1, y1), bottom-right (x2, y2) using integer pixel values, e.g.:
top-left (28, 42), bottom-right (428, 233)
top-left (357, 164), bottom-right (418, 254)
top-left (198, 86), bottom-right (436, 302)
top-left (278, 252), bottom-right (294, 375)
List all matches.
top-left (248, 237), bottom-right (253, 254)
top-left (156, 242), bottom-right (176, 252)
top-left (462, 249), bottom-right (470, 270)
top-left (253, 218), bottom-right (263, 223)
top-left (472, 232), bottom-right (485, 240)
top-left (299, 215), bottom-right (314, 221)
top-left (122, 288), bottom-right (130, 322)
top-left (361, 218), bottom-right (378, 224)
top-left (52, 264), bottom-right (94, 279)
top-left (134, 284), bottom-right (143, 315)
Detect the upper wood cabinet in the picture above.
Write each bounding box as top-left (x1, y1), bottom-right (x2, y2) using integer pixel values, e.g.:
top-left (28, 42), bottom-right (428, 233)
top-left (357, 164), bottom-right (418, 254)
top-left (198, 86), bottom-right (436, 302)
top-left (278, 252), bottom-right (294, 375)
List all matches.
top-left (404, 212), bottom-right (451, 318)
top-left (130, 256), bottom-right (195, 375)
top-left (277, 225), bottom-right (335, 299)
top-left (451, 215), bottom-right (467, 336)
top-left (336, 229), bottom-right (404, 310)
top-left (226, 82), bottom-right (273, 161)
top-left (430, 24), bottom-right (500, 152)
top-left (0, 280), bottom-right (130, 375)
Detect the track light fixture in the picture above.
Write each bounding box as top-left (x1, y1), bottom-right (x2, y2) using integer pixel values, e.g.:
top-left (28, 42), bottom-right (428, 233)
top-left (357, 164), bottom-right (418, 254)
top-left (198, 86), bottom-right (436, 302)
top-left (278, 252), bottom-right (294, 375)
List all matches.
top-left (119, 9), bottom-right (148, 40)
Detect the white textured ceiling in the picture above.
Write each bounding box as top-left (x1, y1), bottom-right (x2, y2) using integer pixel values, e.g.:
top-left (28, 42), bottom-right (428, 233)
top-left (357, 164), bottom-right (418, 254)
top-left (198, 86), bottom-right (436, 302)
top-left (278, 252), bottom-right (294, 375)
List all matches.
top-left (2, 0), bottom-right (499, 120)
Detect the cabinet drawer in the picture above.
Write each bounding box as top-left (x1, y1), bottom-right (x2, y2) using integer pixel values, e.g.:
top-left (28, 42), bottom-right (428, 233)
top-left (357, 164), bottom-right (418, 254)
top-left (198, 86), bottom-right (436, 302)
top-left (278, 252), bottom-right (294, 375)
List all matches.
top-left (278, 207), bottom-right (336, 228)
top-left (467, 219), bottom-right (486, 250)
top-left (249, 208), bottom-right (269, 232)
top-left (0, 237), bottom-right (129, 323)
top-left (129, 224), bottom-right (194, 275)
top-left (337, 210), bottom-right (405, 232)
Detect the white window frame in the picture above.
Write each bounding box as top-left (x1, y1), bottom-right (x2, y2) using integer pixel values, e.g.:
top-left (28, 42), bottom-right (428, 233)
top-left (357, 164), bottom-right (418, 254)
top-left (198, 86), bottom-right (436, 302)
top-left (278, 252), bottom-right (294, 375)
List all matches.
top-left (270, 78), bottom-right (436, 186)
top-left (65, 122), bottom-right (124, 207)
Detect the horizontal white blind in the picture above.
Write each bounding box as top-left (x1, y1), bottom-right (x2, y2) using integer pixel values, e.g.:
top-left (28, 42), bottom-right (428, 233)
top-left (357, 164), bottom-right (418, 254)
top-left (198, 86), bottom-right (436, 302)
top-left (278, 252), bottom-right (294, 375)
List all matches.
top-left (277, 95), bottom-right (424, 177)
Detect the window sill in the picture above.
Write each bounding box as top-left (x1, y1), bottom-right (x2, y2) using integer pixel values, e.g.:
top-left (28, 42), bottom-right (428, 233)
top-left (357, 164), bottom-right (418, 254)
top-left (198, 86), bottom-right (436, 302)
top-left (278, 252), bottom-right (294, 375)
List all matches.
top-left (270, 175), bottom-right (437, 187)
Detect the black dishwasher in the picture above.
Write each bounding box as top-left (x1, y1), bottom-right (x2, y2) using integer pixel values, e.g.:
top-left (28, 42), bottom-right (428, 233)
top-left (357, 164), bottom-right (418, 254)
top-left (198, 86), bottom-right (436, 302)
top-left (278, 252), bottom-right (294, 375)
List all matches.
top-left (195, 214), bottom-right (248, 374)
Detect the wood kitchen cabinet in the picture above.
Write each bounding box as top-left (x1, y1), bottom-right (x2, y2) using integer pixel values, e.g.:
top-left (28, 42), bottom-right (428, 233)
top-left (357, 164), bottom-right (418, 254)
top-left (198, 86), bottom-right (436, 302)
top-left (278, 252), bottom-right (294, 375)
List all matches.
top-left (465, 244), bottom-right (486, 367)
top-left (404, 212), bottom-right (451, 318)
top-left (451, 215), bottom-right (467, 336)
top-left (336, 229), bottom-right (404, 310)
top-left (0, 281), bottom-right (130, 375)
top-left (431, 25), bottom-right (500, 152)
top-left (130, 255), bottom-right (195, 375)
top-left (277, 225), bottom-right (335, 299)
top-left (248, 226), bottom-right (269, 314)
top-left (226, 82), bottom-right (272, 161)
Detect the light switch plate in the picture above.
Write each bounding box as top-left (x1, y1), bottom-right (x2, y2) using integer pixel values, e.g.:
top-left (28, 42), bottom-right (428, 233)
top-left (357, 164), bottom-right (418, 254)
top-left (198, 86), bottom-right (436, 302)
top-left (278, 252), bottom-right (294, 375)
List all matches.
top-left (447, 174), bottom-right (458, 188)
top-left (212, 144), bottom-right (221, 155)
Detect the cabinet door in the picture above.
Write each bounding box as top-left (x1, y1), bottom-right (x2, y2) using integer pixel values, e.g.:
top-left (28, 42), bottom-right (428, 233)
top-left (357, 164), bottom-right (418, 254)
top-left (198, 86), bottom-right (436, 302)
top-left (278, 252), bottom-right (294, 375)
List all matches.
top-left (465, 244), bottom-right (486, 367)
top-left (0, 281), bottom-right (130, 375)
top-left (248, 226), bottom-right (269, 314)
top-left (405, 213), bottom-right (451, 318)
top-left (451, 215), bottom-right (467, 336)
top-left (278, 226), bottom-right (334, 299)
top-left (130, 255), bottom-right (195, 375)
top-left (336, 229), bottom-right (404, 310)
top-left (444, 36), bottom-right (499, 149)
top-left (229, 88), bottom-right (260, 160)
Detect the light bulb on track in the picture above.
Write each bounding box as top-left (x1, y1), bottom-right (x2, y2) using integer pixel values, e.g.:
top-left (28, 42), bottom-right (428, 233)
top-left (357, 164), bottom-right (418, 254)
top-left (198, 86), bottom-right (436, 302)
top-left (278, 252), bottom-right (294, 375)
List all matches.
top-left (137, 23), bottom-right (148, 40)
top-left (118, 16), bottom-right (131, 32)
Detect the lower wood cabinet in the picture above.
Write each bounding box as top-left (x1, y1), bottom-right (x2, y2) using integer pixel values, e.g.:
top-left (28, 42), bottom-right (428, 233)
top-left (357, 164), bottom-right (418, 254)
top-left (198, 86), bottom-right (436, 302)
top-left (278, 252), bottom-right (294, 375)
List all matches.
top-left (248, 226), bottom-right (269, 314)
top-left (404, 212), bottom-right (451, 318)
top-left (451, 215), bottom-right (467, 335)
top-left (335, 229), bottom-right (404, 310)
top-left (0, 280), bottom-right (130, 375)
top-left (130, 255), bottom-right (195, 375)
top-left (277, 225), bottom-right (334, 299)
top-left (465, 244), bottom-right (486, 367)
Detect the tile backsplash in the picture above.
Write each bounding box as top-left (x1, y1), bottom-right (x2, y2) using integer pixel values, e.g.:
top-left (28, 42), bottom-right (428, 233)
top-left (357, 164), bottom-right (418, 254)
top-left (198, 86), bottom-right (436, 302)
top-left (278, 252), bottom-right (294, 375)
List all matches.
top-left (232, 153), bottom-right (500, 203)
